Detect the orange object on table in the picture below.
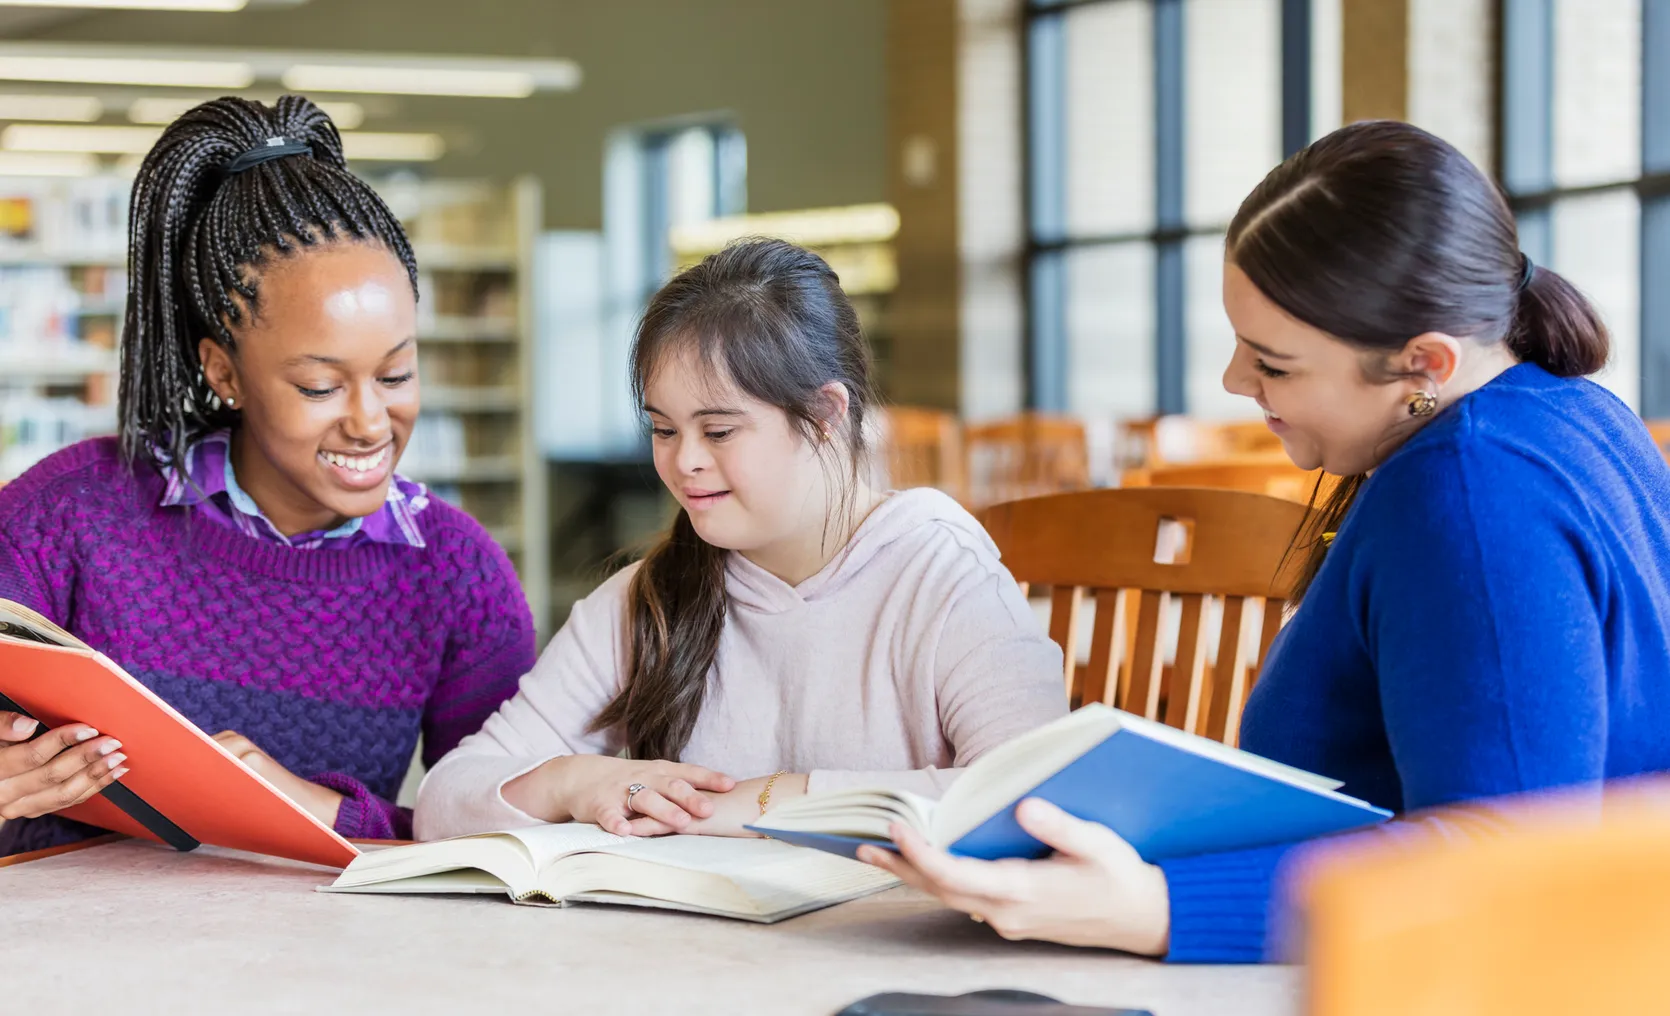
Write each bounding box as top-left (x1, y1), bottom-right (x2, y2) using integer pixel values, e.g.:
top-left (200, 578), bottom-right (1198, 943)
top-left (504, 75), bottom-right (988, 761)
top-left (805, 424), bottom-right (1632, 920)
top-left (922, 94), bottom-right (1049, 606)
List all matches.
top-left (0, 636), bottom-right (358, 869)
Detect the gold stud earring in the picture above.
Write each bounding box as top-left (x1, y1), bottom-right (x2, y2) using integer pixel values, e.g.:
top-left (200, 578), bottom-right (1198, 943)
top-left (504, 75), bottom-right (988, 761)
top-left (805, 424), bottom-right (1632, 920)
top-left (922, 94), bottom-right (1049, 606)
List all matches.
top-left (1405, 389), bottom-right (1438, 418)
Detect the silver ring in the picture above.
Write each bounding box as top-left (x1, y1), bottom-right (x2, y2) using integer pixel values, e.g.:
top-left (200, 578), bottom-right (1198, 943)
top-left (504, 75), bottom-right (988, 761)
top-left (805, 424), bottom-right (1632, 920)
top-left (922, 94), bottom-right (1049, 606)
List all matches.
top-left (625, 782), bottom-right (647, 813)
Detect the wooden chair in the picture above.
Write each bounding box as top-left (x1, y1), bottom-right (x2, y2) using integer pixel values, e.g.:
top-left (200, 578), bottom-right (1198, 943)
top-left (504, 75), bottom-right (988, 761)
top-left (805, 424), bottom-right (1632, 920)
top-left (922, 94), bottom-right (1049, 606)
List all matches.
top-left (964, 413), bottom-right (1090, 509)
top-left (1644, 419), bottom-right (1670, 462)
top-left (981, 487), bottom-right (1309, 744)
top-left (1298, 779), bottom-right (1670, 1015)
top-left (1125, 458), bottom-right (1331, 504)
top-left (1120, 416), bottom-right (1286, 468)
top-left (878, 406), bottom-right (965, 499)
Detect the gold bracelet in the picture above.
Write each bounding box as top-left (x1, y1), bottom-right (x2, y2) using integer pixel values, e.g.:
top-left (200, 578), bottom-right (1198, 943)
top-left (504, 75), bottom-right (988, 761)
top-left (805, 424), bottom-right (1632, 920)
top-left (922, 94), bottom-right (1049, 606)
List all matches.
top-left (757, 770), bottom-right (789, 815)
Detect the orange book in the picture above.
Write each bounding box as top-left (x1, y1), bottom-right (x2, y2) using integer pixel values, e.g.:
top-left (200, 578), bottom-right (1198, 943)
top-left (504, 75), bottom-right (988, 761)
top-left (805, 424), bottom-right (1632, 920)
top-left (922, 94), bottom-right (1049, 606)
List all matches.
top-left (0, 599), bottom-right (358, 869)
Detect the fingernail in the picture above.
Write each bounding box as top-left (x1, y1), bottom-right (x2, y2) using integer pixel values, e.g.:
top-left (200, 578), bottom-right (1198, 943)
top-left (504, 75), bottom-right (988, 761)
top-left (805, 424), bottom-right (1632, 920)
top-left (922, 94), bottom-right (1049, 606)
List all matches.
top-left (104, 752), bottom-right (127, 769)
top-left (75, 728), bottom-right (98, 742)
top-left (111, 766), bottom-right (129, 779)
top-left (98, 740), bottom-right (122, 756)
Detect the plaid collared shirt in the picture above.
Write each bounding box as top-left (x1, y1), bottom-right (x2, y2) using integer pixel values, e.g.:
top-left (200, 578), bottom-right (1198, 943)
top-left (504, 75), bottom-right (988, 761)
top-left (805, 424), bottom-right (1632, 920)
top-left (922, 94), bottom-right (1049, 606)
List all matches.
top-left (158, 430), bottom-right (430, 550)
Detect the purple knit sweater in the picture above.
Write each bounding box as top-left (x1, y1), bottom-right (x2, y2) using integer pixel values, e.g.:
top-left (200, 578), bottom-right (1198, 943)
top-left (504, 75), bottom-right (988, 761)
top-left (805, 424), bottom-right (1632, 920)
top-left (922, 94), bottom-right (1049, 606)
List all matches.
top-left (0, 437), bottom-right (536, 855)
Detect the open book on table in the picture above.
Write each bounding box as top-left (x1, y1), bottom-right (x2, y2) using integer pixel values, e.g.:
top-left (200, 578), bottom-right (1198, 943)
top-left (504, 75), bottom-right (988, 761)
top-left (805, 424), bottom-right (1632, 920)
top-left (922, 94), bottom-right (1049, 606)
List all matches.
top-left (748, 704), bottom-right (1392, 863)
top-left (322, 822), bottom-right (900, 923)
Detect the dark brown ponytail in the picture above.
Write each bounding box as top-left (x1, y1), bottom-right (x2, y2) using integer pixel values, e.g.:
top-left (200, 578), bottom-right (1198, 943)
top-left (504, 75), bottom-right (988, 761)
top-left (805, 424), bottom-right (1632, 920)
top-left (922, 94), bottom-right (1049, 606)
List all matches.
top-left (1507, 264), bottom-right (1610, 378)
top-left (1227, 120), bottom-right (1610, 601)
top-left (588, 238), bottom-right (877, 760)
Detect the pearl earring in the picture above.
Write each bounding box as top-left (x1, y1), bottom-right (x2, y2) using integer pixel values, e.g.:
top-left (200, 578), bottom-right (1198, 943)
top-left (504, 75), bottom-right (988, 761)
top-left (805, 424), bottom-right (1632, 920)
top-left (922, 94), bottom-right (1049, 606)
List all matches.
top-left (225, 395), bottom-right (236, 409)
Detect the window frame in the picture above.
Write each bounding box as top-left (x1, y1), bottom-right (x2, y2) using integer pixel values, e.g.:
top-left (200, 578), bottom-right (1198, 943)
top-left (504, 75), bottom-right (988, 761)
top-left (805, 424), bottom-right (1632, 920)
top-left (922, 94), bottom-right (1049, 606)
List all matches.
top-left (1021, 0), bottom-right (1311, 416)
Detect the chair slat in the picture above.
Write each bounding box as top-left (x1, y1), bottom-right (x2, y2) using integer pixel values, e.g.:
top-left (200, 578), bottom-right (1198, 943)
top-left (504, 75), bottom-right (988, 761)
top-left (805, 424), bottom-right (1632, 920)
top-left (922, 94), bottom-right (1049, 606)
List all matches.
top-left (1125, 590), bottom-right (1167, 719)
top-left (1165, 593), bottom-right (1209, 731)
top-left (1257, 597), bottom-right (1286, 666)
top-left (1082, 588), bottom-right (1122, 706)
top-left (1203, 595), bottom-right (1249, 743)
top-left (1048, 585), bottom-right (1083, 694)
top-left (980, 488), bottom-right (1311, 745)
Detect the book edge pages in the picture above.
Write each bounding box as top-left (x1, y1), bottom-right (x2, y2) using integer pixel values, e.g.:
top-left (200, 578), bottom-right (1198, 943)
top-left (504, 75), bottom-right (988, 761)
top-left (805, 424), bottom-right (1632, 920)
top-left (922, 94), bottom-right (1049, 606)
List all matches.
top-left (0, 598), bottom-right (86, 648)
top-left (559, 876), bottom-right (897, 923)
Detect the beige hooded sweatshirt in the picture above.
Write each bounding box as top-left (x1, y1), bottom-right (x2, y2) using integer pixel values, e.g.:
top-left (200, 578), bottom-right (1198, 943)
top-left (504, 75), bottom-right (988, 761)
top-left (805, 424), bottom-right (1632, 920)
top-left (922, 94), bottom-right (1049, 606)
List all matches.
top-left (414, 487), bottom-right (1069, 840)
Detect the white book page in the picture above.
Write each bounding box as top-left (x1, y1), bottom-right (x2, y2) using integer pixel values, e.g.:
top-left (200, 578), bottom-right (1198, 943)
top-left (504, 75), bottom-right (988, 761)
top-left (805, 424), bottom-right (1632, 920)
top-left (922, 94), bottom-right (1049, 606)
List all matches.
top-left (506, 822), bottom-right (632, 870)
top-left (751, 788), bottom-right (939, 839)
top-left (331, 832), bottom-right (544, 895)
top-left (934, 705), bottom-right (1125, 843)
top-left (332, 824), bottom-right (631, 898)
top-left (548, 836), bottom-right (898, 919)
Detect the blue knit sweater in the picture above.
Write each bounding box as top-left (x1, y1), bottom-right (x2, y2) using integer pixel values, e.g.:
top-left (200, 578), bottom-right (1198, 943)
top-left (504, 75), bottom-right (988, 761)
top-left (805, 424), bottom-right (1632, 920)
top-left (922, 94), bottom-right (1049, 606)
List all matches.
top-left (1161, 364), bottom-right (1670, 962)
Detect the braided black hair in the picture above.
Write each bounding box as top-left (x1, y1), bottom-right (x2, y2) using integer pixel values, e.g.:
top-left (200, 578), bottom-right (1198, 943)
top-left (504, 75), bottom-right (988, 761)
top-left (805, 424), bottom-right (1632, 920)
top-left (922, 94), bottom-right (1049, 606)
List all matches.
top-left (118, 94), bottom-right (418, 472)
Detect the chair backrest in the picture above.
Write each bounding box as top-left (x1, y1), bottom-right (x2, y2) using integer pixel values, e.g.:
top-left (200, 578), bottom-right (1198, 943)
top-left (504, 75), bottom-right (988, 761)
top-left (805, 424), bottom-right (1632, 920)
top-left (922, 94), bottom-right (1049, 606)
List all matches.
top-left (1126, 458), bottom-right (1330, 504)
top-left (1299, 779), bottom-right (1670, 1016)
top-left (1645, 419), bottom-right (1670, 462)
top-left (880, 406), bottom-right (965, 498)
top-left (1123, 416), bottom-right (1287, 468)
top-left (982, 487), bottom-right (1309, 744)
top-left (964, 413), bottom-right (1090, 509)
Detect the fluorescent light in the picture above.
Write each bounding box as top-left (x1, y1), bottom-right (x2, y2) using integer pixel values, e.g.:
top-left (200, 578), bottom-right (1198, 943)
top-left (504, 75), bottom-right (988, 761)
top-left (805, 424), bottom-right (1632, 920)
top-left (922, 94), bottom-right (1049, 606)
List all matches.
top-left (0, 94), bottom-right (103, 122)
top-left (283, 64), bottom-right (534, 98)
top-left (0, 0), bottom-right (246, 8)
top-left (0, 56), bottom-right (253, 89)
top-left (2, 124), bottom-right (162, 154)
top-left (0, 152), bottom-right (99, 177)
top-left (340, 132), bottom-right (444, 161)
top-left (670, 204), bottom-right (902, 254)
top-left (3, 124), bottom-right (439, 162)
top-left (127, 96), bottom-right (364, 129)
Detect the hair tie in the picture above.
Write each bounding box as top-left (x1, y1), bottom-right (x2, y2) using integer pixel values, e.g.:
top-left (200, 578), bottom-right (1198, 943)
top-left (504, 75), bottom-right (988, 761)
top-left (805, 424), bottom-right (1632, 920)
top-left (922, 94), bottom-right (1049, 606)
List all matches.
top-left (1517, 253), bottom-right (1537, 292)
top-left (222, 136), bottom-right (311, 176)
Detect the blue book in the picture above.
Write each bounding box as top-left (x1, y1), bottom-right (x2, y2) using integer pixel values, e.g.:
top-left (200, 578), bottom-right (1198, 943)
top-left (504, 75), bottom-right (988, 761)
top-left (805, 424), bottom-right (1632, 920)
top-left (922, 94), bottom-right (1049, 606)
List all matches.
top-left (748, 704), bottom-right (1391, 862)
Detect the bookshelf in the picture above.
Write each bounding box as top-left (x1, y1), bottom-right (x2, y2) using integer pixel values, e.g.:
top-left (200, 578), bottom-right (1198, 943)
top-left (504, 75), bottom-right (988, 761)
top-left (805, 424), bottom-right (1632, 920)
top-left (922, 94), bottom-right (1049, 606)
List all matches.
top-left (374, 175), bottom-right (550, 634)
top-left (0, 174), bottom-right (550, 635)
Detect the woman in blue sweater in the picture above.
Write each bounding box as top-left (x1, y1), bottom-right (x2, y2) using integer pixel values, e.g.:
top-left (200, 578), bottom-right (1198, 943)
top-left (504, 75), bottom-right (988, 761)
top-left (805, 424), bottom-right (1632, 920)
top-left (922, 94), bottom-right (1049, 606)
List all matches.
top-left (860, 120), bottom-right (1670, 961)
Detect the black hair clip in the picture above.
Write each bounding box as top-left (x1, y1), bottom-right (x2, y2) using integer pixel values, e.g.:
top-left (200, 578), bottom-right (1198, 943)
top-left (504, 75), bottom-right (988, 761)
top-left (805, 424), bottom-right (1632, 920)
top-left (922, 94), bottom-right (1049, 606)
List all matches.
top-left (222, 136), bottom-right (312, 176)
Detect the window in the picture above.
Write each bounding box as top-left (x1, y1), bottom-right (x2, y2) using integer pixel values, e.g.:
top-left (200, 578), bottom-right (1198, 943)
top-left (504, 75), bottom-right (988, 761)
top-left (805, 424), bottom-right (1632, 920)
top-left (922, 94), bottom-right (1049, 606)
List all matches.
top-left (539, 121), bottom-right (746, 461)
top-left (1024, 0), bottom-right (1298, 424)
top-left (1501, 0), bottom-right (1663, 411)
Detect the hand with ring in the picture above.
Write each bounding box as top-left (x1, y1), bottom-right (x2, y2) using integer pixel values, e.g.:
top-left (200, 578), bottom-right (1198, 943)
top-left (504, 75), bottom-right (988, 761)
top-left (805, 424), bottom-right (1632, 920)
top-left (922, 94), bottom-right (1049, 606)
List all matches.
top-left (502, 754), bottom-right (737, 837)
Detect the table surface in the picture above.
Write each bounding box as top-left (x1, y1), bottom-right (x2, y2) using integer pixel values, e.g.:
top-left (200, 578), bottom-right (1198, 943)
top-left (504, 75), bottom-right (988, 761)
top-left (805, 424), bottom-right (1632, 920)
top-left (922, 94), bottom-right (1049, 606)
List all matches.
top-left (6, 839), bottom-right (1302, 1015)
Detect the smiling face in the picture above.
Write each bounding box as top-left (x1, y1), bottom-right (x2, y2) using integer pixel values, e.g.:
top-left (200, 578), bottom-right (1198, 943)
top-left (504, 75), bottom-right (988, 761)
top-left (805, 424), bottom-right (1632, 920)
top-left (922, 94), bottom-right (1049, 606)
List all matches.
top-left (642, 346), bottom-right (847, 576)
top-left (199, 242), bottom-right (419, 536)
top-left (1220, 261), bottom-right (1421, 476)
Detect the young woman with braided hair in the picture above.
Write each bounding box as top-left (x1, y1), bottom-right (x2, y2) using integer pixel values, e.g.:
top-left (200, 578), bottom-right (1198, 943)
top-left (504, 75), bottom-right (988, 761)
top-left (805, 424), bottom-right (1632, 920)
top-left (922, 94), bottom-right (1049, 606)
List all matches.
top-left (0, 96), bottom-right (535, 854)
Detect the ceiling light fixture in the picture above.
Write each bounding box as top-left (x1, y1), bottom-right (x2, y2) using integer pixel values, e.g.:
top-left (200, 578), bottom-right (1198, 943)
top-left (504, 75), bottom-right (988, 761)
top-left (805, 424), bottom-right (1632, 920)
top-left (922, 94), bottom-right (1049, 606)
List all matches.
top-left (339, 131), bottom-right (444, 161)
top-left (0, 1), bottom-right (246, 8)
top-left (2, 123), bottom-right (162, 153)
top-left (0, 44), bottom-right (577, 97)
top-left (0, 94), bottom-right (103, 122)
top-left (0, 56), bottom-right (253, 89)
top-left (127, 95), bottom-right (364, 128)
top-left (0, 151), bottom-right (100, 177)
top-left (282, 64), bottom-right (535, 98)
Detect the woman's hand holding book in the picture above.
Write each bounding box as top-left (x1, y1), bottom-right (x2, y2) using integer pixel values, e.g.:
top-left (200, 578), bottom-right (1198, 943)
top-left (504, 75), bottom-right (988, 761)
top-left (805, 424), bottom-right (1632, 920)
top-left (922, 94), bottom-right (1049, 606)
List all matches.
top-left (858, 798), bottom-right (1172, 956)
top-left (0, 710), bottom-right (127, 821)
